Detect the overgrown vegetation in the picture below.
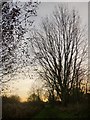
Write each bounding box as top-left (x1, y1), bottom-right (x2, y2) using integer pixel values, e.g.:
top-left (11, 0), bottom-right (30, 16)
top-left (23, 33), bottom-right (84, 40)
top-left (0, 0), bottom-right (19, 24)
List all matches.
top-left (2, 93), bottom-right (90, 119)
top-left (2, 95), bottom-right (44, 119)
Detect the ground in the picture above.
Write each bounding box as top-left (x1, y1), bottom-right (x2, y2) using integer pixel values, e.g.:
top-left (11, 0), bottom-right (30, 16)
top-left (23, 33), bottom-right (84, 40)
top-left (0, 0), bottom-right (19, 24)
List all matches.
top-left (32, 103), bottom-right (89, 120)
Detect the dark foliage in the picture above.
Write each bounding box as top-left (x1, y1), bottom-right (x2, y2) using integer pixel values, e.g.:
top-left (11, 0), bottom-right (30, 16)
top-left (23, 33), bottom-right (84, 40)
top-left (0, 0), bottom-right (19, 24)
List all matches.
top-left (1, 1), bottom-right (39, 83)
top-left (2, 95), bottom-right (44, 119)
top-left (2, 93), bottom-right (90, 119)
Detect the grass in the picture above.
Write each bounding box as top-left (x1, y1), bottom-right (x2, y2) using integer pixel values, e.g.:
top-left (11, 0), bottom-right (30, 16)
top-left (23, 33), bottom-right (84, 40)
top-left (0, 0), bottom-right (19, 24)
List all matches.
top-left (32, 106), bottom-right (59, 120)
top-left (2, 95), bottom-right (90, 119)
top-left (32, 103), bottom-right (89, 120)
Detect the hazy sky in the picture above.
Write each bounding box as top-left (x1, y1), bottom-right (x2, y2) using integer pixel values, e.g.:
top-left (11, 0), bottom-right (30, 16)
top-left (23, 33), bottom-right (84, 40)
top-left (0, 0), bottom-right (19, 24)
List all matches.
top-left (8, 1), bottom-right (88, 101)
top-left (35, 2), bottom-right (88, 26)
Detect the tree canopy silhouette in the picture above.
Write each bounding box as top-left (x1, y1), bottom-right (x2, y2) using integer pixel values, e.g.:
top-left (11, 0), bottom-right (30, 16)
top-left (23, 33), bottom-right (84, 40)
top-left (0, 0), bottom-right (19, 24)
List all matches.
top-left (0, 1), bottom-right (39, 84)
top-left (31, 5), bottom-right (87, 106)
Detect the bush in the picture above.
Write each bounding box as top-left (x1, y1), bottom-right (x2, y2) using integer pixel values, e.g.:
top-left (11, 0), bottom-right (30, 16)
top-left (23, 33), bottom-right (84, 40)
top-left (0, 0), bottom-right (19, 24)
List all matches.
top-left (2, 95), bottom-right (44, 119)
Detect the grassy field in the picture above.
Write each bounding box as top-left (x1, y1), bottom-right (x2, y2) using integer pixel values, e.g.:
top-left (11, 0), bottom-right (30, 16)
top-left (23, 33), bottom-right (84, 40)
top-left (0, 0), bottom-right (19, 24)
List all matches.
top-left (32, 104), bottom-right (89, 120)
top-left (2, 95), bottom-right (90, 119)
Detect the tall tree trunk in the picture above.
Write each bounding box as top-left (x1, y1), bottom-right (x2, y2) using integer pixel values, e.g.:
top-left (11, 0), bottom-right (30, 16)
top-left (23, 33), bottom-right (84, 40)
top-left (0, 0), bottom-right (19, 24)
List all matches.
top-left (61, 88), bottom-right (68, 107)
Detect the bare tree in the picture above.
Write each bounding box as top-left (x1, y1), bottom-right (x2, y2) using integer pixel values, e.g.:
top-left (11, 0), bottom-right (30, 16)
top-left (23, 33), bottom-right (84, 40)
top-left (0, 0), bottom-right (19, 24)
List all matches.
top-left (31, 5), bottom-right (87, 106)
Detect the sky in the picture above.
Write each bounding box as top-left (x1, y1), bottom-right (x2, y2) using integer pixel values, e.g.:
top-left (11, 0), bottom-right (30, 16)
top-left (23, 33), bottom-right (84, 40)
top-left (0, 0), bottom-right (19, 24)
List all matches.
top-left (6, 1), bottom-right (88, 102)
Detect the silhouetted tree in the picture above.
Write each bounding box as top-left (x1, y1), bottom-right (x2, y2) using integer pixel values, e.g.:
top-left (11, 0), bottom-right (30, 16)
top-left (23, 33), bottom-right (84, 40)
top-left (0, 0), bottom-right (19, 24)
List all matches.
top-left (31, 5), bottom-right (87, 106)
top-left (2, 95), bottom-right (20, 104)
top-left (27, 86), bottom-right (42, 102)
top-left (0, 1), bottom-right (39, 84)
top-left (27, 93), bottom-right (41, 102)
